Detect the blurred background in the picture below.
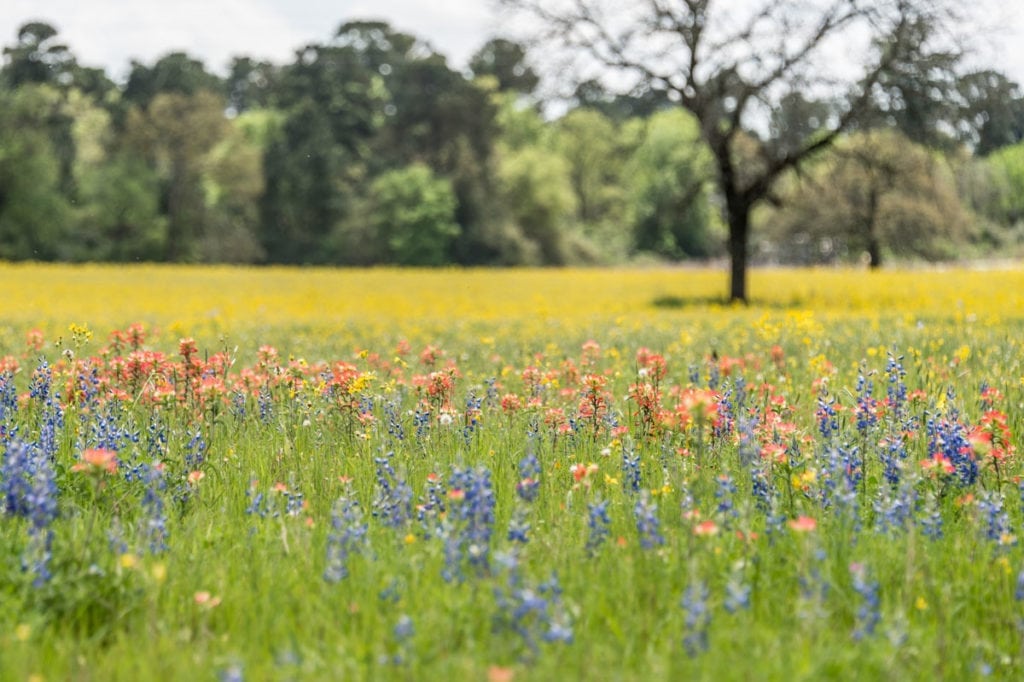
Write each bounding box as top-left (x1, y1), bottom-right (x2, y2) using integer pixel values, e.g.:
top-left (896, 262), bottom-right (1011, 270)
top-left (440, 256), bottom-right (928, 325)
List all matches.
top-left (2, 1), bottom-right (1024, 272)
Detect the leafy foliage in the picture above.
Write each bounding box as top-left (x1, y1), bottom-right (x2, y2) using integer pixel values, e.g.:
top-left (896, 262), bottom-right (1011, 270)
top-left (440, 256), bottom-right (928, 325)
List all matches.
top-left (762, 131), bottom-right (972, 266)
top-left (0, 17), bottom-right (1023, 279)
top-left (369, 164), bottom-right (460, 266)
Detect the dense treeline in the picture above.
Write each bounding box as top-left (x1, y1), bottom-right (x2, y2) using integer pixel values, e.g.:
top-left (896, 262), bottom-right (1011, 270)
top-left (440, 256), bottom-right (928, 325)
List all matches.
top-left (2, 20), bottom-right (1024, 267)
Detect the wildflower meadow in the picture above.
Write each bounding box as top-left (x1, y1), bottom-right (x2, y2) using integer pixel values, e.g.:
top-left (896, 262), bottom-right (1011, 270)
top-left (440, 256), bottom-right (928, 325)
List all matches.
top-left (3, 264), bottom-right (1024, 680)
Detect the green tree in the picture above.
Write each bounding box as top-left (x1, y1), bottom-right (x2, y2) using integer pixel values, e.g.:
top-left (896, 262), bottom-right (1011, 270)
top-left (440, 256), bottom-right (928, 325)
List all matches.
top-left (61, 88), bottom-right (164, 261)
top-left (861, 15), bottom-right (961, 149)
top-left (551, 108), bottom-right (631, 259)
top-left (625, 109), bottom-right (721, 260)
top-left (273, 35), bottom-right (384, 151)
top-left (469, 38), bottom-right (538, 94)
top-left (124, 90), bottom-right (229, 261)
top-left (571, 79), bottom-right (670, 123)
top-left (761, 130), bottom-right (970, 267)
top-left (259, 28), bottom-right (391, 263)
top-left (324, 21), bottom-right (504, 264)
top-left (956, 71), bottom-right (1024, 156)
top-left (368, 164), bottom-right (460, 266)
top-left (73, 152), bottom-right (166, 261)
top-left (376, 50), bottom-right (501, 264)
top-left (976, 142), bottom-right (1024, 227)
top-left (502, 0), bottom-right (978, 300)
top-left (1, 22), bottom-right (74, 88)
top-left (497, 146), bottom-right (577, 264)
top-left (0, 85), bottom-right (72, 259)
top-left (260, 100), bottom-right (351, 264)
top-left (122, 52), bottom-right (224, 109)
top-left (224, 57), bottom-right (278, 115)
top-left (200, 115), bottom-right (266, 263)
top-left (493, 91), bottom-right (546, 151)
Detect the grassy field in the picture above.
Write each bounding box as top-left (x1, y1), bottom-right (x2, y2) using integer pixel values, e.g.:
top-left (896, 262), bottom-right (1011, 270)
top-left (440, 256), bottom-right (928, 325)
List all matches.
top-left (2, 263), bottom-right (1024, 680)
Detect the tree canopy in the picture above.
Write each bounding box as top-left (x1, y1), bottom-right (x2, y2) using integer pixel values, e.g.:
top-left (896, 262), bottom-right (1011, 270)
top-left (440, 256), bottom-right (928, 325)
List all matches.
top-left (0, 18), bottom-right (1022, 278)
top-left (499, 0), bottom-right (998, 300)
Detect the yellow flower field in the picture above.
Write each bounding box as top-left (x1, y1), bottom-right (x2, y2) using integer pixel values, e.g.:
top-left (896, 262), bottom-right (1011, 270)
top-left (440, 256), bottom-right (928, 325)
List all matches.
top-left (3, 262), bottom-right (1023, 360)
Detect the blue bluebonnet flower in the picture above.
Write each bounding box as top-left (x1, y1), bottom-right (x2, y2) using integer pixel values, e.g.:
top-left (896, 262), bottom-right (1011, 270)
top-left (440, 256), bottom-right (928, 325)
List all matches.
top-left (413, 408), bottom-right (431, 439)
top-left (818, 447), bottom-right (860, 530)
top-left (750, 465), bottom-right (773, 515)
top-left (854, 368), bottom-right (878, 434)
top-left (393, 613), bottom-right (414, 641)
top-left (977, 491), bottom-right (1014, 546)
top-left (219, 664), bottom-right (244, 682)
top-left (737, 413), bottom-right (760, 469)
top-left (146, 412), bottom-right (168, 460)
top-left (516, 450), bottom-right (541, 503)
top-left (621, 445), bottom-right (641, 494)
top-left (917, 491), bottom-right (943, 540)
top-left (442, 466), bottom-right (495, 581)
top-left (3, 440), bottom-right (59, 586)
top-left (633, 490), bottom-right (664, 549)
top-left (463, 391), bottom-right (482, 444)
top-left (28, 359), bottom-right (52, 402)
top-left (141, 461), bottom-right (169, 554)
top-left (245, 478), bottom-right (274, 518)
top-left (372, 452), bottom-right (412, 529)
top-left (386, 614), bottom-right (415, 665)
top-left (484, 378), bottom-right (499, 408)
top-left (712, 374), bottom-right (745, 438)
top-left (284, 487), bottom-right (305, 517)
top-left (0, 370), bottom-right (18, 427)
top-left (324, 489), bottom-right (369, 582)
top-left (508, 449), bottom-right (541, 545)
top-left (585, 498), bottom-right (611, 556)
top-left (507, 509), bottom-right (530, 544)
top-left (230, 390), bottom-right (247, 420)
top-left (816, 392), bottom-right (839, 440)
top-left (108, 516), bottom-right (129, 555)
top-left (37, 382), bottom-right (64, 461)
top-left (723, 562), bottom-right (751, 614)
top-left (87, 400), bottom-right (139, 453)
top-left (885, 352), bottom-right (910, 427)
top-left (184, 430), bottom-right (207, 470)
top-left (382, 399), bottom-right (405, 442)
top-left (926, 415), bottom-right (976, 487)
top-left (681, 582), bottom-right (711, 657)
top-left (416, 472), bottom-right (446, 539)
top-left (850, 562), bottom-right (880, 640)
top-left (378, 579), bottom-right (401, 604)
top-left (257, 386), bottom-right (274, 423)
top-left (707, 360), bottom-right (720, 390)
top-left (715, 474), bottom-right (738, 527)
top-left (3, 440), bottom-right (36, 517)
top-left (492, 552), bottom-right (573, 659)
top-left (873, 482), bottom-right (915, 535)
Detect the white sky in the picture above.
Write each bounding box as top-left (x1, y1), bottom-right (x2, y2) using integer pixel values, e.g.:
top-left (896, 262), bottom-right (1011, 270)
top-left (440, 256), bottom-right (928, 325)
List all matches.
top-left (0, 0), bottom-right (498, 79)
top-left (2, 0), bottom-right (1024, 86)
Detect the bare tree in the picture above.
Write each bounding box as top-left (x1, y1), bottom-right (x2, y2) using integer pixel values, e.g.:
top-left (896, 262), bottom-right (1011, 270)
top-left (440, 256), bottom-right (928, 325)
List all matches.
top-left (499, 0), bottom-right (973, 301)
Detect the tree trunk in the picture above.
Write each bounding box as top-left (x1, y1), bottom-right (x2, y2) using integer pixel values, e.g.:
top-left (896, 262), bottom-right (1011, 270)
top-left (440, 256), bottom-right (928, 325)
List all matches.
top-left (866, 187), bottom-right (881, 269)
top-left (727, 197), bottom-right (750, 303)
top-left (867, 236), bottom-right (881, 269)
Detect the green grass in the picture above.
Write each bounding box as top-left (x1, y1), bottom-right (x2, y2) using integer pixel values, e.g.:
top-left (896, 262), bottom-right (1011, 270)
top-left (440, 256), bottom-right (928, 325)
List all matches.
top-left (2, 314), bottom-right (1024, 681)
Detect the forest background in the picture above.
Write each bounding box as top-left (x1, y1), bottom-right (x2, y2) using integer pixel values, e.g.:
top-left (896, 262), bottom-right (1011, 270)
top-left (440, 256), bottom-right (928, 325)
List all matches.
top-left (3, 17), bottom-right (1024, 271)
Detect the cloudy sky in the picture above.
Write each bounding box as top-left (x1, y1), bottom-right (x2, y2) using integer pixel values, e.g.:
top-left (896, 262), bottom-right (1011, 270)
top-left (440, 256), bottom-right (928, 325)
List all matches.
top-left (3, 0), bottom-right (1024, 85)
top-left (1, 0), bottom-right (499, 78)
